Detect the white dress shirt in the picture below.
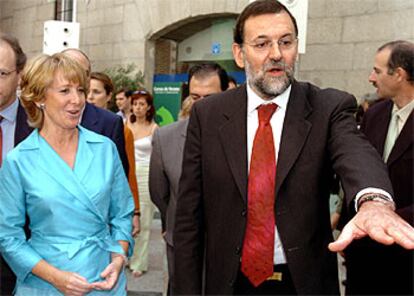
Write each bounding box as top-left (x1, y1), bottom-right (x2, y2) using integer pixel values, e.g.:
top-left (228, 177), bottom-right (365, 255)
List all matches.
top-left (246, 83), bottom-right (290, 264)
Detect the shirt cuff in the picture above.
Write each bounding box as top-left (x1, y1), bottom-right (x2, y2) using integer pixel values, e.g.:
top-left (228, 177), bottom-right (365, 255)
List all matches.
top-left (354, 188), bottom-right (393, 212)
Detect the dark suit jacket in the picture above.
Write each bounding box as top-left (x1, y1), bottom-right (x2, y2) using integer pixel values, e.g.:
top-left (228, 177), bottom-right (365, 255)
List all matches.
top-left (345, 99), bottom-right (413, 295)
top-left (173, 82), bottom-right (393, 295)
top-left (80, 103), bottom-right (128, 175)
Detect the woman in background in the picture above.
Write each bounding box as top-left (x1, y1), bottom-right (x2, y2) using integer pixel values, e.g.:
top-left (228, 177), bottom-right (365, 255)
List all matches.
top-left (88, 72), bottom-right (141, 236)
top-left (127, 90), bottom-right (158, 277)
top-left (0, 53), bottom-right (134, 295)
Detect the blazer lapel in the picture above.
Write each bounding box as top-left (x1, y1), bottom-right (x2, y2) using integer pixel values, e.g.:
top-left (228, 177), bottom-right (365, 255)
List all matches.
top-left (276, 81), bottom-right (312, 196)
top-left (218, 85), bottom-right (248, 202)
top-left (387, 110), bottom-right (413, 166)
top-left (36, 129), bottom-right (104, 222)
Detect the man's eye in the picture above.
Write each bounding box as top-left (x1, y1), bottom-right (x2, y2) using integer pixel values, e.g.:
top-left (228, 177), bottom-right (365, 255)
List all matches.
top-left (255, 41), bottom-right (268, 48)
top-left (0, 71), bottom-right (6, 76)
top-left (280, 40), bottom-right (292, 46)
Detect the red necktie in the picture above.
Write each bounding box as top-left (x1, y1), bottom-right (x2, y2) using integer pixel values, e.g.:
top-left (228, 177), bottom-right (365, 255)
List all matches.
top-left (0, 115), bottom-right (3, 167)
top-left (241, 103), bottom-right (278, 287)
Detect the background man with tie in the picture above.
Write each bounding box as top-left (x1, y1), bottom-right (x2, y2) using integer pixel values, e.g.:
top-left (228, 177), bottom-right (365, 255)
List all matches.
top-left (345, 40), bottom-right (414, 295)
top-left (172, 1), bottom-right (414, 295)
top-left (0, 32), bottom-right (29, 296)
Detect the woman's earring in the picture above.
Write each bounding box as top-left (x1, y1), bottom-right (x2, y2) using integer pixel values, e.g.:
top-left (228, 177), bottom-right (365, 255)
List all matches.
top-left (39, 103), bottom-right (45, 110)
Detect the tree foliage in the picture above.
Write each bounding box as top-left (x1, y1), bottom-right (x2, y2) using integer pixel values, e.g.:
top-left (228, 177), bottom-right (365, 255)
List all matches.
top-left (103, 63), bottom-right (145, 111)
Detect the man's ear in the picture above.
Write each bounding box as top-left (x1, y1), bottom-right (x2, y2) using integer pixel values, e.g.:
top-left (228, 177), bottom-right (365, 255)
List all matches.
top-left (395, 67), bottom-right (408, 82)
top-left (232, 43), bottom-right (245, 69)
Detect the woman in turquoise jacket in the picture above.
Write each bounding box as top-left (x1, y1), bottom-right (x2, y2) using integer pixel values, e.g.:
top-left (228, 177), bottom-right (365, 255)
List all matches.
top-left (0, 53), bottom-right (134, 295)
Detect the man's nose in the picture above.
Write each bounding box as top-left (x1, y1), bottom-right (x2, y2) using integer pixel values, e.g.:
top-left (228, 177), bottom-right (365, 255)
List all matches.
top-left (268, 41), bottom-right (283, 61)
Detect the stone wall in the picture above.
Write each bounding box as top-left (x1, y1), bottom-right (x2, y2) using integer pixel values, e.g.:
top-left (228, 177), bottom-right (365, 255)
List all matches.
top-left (1, 0), bottom-right (413, 97)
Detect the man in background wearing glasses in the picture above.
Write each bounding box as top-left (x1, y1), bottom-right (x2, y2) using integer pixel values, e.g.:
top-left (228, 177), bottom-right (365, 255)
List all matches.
top-left (0, 32), bottom-right (30, 296)
top-left (173, 1), bottom-right (414, 295)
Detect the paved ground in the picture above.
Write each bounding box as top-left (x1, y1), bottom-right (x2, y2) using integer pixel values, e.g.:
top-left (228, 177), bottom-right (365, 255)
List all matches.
top-left (127, 217), bottom-right (167, 296)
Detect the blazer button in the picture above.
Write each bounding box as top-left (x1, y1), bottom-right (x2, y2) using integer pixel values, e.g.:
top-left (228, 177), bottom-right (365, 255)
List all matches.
top-left (235, 246), bottom-right (241, 255)
top-left (229, 279), bottom-right (235, 287)
top-left (241, 209), bottom-right (247, 216)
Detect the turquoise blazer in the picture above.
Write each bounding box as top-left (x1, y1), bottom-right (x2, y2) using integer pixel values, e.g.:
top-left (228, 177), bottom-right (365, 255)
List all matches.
top-left (0, 126), bottom-right (134, 295)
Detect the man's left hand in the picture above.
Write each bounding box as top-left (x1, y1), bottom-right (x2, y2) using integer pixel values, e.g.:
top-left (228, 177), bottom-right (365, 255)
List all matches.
top-left (329, 201), bottom-right (414, 252)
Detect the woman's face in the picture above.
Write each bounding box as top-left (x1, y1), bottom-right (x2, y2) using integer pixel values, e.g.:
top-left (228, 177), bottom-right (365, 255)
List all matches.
top-left (87, 78), bottom-right (111, 109)
top-left (132, 97), bottom-right (150, 119)
top-left (42, 70), bottom-right (85, 131)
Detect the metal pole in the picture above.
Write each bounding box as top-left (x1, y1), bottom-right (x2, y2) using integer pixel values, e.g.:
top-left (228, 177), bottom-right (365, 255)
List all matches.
top-left (72, 0), bottom-right (77, 22)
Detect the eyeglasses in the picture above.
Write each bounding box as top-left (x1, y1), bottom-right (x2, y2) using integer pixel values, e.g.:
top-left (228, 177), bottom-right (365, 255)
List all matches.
top-left (244, 36), bottom-right (298, 53)
top-left (0, 69), bottom-right (17, 80)
top-left (132, 90), bottom-right (148, 95)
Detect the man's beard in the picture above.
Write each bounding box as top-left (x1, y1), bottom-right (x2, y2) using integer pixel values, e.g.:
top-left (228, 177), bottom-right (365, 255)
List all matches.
top-left (245, 58), bottom-right (295, 99)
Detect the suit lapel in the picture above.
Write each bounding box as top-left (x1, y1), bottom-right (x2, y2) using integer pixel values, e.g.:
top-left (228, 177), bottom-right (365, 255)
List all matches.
top-left (276, 81), bottom-right (312, 196)
top-left (177, 119), bottom-right (189, 159)
top-left (387, 109), bottom-right (413, 166)
top-left (373, 101), bottom-right (393, 156)
top-left (218, 85), bottom-right (248, 202)
top-left (15, 102), bottom-right (33, 146)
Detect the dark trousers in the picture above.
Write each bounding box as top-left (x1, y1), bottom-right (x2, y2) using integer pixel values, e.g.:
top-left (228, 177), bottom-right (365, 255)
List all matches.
top-left (234, 264), bottom-right (297, 295)
top-left (166, 243), bottom-right (174, 295)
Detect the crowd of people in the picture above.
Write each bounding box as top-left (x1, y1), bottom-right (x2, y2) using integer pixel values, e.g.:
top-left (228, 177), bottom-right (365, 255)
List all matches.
top-left (0, 0), bottom-right (413, 295)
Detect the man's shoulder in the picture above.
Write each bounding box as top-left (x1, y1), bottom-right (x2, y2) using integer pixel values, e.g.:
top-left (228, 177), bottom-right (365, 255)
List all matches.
top-left (91, 104), bottom-right (122, 123)
top-left (157, 119), bottom-right (188, 140)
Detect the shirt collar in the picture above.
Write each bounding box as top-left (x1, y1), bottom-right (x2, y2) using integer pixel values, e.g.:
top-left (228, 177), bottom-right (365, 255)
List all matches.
top-left (393, 99), bottom-right (414, 123)
top-left (0, 97), bottom-right (19, 123)
top-left (247, 82), bottom-right (291, 115)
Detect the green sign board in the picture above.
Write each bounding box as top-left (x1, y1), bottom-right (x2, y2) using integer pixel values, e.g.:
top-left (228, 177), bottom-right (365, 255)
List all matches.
top-left (153, 82), bottom-right (182, 127)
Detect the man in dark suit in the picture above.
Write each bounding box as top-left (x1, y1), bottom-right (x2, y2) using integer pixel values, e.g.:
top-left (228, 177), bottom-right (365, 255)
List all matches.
top-left (62, 48), bottom-right (128, 175)
top-left (149, 63), bottom-right (229, 293)
top-left (0, 32), bottom-right (28, 296)
top-left (345, 40), bottom-right (414, 295)
top-left (172, 1), bottom-right (414, 295)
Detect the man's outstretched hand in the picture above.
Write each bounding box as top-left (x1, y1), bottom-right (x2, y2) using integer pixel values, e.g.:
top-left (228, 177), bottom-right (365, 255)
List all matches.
top-left (329, 201), bottom-right (414, 252)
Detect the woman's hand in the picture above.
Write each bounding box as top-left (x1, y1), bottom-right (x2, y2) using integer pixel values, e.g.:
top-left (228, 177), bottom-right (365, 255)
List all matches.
top-left (91, 256), bottom-right (124, 291)
top-left (132, 214), bottom-right (141, 237)
top-left (53, 270), bottom-right (93, 296)
top-left (32, 260), bottom-right (93, 296)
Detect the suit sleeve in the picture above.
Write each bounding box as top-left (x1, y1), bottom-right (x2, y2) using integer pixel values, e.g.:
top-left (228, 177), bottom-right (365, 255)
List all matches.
top-left (173, 106), bottom-right (204, 295)
top-left (149, 129), bottom-right (169, 232)
top-left (111, 116), bottom-right (129, 176)
top-left (327, 94), bottom-right (393, 208)
top-left (0, 157), bottom-right (43, 281)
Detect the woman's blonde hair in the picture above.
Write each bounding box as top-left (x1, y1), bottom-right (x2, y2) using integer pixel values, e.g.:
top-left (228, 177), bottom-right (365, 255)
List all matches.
top-left (179, 95), bottom-right (196, 120)
top-left (20, 53), bottom-right (88, 128)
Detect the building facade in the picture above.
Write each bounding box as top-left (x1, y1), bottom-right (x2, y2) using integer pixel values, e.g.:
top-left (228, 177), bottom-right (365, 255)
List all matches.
top-left (1, 0), bottom-right (413, 99)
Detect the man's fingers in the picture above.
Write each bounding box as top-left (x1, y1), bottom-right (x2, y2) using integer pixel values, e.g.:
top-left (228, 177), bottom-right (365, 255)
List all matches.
top-left (386, 221), bottom-right (414, 249)
top-left (329, 223), bottom-right (355, 252)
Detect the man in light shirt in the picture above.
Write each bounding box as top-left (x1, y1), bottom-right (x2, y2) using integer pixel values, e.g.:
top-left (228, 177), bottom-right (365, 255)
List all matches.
top-left (172, 1), bottom-right (414, 295)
